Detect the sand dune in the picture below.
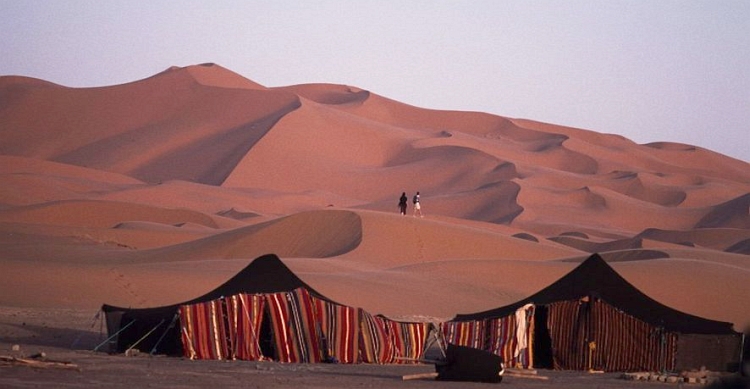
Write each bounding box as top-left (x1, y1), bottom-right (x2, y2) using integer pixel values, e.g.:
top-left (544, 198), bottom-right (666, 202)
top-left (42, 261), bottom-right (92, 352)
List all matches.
top-left (695, 193), bottom-right (750, 229)
top-left (275, 83), bottom-right (370, 105)
top-left (638, 227), bottom-right (750, 252)
top-left (548, 235), bottom-right (644, 253)
top-left (0, 200), bottom-right (222, 229)
top-left (1, 63), bottom-right (749, 337)
top-left (0, 65), bottom-right (301, 185)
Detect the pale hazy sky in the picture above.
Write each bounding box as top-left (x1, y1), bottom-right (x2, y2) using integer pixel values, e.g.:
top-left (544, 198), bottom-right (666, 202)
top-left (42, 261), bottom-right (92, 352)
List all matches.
top-left (2, 1), bottom-right (749, 162)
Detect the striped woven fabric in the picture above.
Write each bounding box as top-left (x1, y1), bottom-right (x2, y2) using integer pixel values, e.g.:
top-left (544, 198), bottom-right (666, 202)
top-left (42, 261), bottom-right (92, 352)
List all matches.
top-left (359, 310), bottom-right (396, 364)
top-left (441, 305), bottom-right (535, 369)
top-left (441, 320), bottom-right (487, 350)
top-left (225, 293), bottom-right (266, 361)
top-left (487, 305), bottom-right (535, 368)
top-left (265, 288), bottom-right (323, 363)
top-left (383, 317), bottom-right (432, 364)
top-left (310, 294), bottom-right (361, 364)
top-left (547, 299), bottom-right (677, 371)
top-left (179, 299), bottom-right (230, 360)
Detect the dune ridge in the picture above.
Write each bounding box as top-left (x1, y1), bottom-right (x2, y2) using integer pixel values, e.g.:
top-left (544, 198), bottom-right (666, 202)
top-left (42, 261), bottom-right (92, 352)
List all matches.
top-left (1, 63), bottom-right (749, 332)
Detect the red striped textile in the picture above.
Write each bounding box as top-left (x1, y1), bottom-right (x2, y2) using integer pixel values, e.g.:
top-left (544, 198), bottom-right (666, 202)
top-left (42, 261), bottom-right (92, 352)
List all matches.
top-left (265, 288), bottom-right (323, 363)
top-left (441, 305), bottom-right (535, 369)
top-left (225, 293), bottom-right (266, 361)
top-left (359, 311), bottom-right (396, 364)
top-left (441, 320), bottom-right (487, 350)
top-left (179, 299), bottom-right (230, 360)
top-left (547, 299), bottom-right (677, 371)
top-left (383, 318), bottom-right (432, 364)
top-left (310, 294), bottom-right (361, 364)
top-left (487, 305), bottom-right (535, 368)
top-left (178, 289), bottom-right (438, 366)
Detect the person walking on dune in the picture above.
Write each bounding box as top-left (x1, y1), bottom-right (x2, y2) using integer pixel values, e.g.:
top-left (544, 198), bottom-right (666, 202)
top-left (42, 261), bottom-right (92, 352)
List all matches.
top-left (398, 192), bottom-right (408, 215)
top-left (413, 191), bottom-right (423, 217)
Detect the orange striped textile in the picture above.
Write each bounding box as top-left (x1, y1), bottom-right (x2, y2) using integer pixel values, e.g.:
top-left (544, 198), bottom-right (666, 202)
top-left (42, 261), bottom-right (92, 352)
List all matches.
top-left (179, 288), bottom-right (437, 365)
top-left (310, 294), bottom-right (361, 364)
top-left (441, 320), bottom-right (487, 350)
top-left (179, 299), bottom-right (230, 360)
top-left (441, 305), bottom-right (535, 369)
top-left (383, 317), bottom-right (432, 364)
top-left (265, 288), bottom-right (323, 363)
top-left (225, 293), bottom-right (266, 361)
top-left (487, 305), bottom-right (535, 368)
top-left (547, 299), bottom-right (677, 371)
top-left (359, 310), bottom-right (396, 364)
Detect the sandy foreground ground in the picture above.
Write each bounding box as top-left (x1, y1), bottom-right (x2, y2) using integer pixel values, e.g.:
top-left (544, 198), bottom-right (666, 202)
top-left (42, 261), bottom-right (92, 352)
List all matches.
top-left (1, 307), bottom-right (747, 389)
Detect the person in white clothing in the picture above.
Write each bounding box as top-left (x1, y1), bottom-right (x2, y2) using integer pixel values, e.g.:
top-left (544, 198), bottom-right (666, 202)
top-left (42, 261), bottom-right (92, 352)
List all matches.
top-left (412, 191), bottom-right (423, 217)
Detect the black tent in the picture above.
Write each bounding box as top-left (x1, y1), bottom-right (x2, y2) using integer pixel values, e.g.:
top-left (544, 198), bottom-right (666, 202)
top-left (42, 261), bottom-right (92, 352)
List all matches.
top-left (451, 253), bottom-right (743, 372)
top-left (101, 253), bottom-right (327, 355)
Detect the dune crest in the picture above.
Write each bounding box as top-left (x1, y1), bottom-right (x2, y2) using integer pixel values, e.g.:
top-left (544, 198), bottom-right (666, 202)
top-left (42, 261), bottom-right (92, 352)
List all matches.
top-left (0, 199), bottom-right (221, 229)
top-left (275, 83), bottom-right (370, 105)
top-left (695, 193), bottom-right (750, 229)
top-left (1, 63), bottom-right (749, 332)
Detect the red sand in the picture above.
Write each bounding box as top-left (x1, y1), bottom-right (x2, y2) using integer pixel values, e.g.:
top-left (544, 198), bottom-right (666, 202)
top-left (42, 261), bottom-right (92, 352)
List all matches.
top-left (1, 64), bottom-right (749, 336)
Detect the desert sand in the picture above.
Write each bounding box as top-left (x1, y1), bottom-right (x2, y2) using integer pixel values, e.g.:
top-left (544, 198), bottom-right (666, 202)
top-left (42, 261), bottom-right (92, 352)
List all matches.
top-left (1, 63), bottom-right (749, 386)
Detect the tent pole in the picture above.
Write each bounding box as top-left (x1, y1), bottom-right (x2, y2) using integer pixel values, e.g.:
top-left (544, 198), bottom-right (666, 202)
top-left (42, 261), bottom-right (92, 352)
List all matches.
top-left (181, 325), bottom-right (197, 359)
top-left (150, 313), bottom-right (179, 355)
top-left (240, 294), bottom-right (264, 359)
top-left (99, 308), bottom-right (104, 338)
top-left (125, 319), bottom-right (165, 354)
top-left (740, 332), bottom-right (746, 376)
top-left (70, 310), bottom-right (102, 349)
top-left (93, 319), bottom-right (136, 352)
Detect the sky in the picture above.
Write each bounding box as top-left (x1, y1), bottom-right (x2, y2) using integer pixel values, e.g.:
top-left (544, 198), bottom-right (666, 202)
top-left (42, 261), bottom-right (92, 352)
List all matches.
top-left (2, 1), bottom-right (749, 162)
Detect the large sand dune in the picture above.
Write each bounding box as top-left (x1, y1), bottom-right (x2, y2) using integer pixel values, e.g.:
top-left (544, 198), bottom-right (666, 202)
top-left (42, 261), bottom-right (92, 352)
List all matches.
top-left (1, 64), bottom-right (749, 335)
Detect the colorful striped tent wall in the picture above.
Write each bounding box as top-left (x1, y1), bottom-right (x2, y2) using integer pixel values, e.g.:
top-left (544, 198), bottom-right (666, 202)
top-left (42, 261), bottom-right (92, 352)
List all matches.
top-left (309, 294), bottom-right (361, 364)
top-left (265, 288), bottom-right (322, 363)
top-left (103, 254), bottom-right (325, 356)
top-left (359, 310), bottom-right (396, 364)
top-left (225, 293), bottom-right (266, 361)
top-left (383, 317), bottom-right (432, 364)
top-left (179, 288), bottom-right (434, 364)
top-left (441, 304), bottom-right (535, 368)
top-left (448, 255), bottom-right (741, 372)
top-left (489, 304), bottom-right (534, 368)
top-left (179, 299), bottom-right (231, 360)
top-left (547, 299), bottom-right (678, 372)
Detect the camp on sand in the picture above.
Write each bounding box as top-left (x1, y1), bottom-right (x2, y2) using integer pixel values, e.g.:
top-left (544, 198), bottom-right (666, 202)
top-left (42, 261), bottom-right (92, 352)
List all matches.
top-left (101, 254), bottom-right (433, 364)
top-left (101, 253), bottom-right (744, 374)
top-left (446, 254), bottom-right (744, 373)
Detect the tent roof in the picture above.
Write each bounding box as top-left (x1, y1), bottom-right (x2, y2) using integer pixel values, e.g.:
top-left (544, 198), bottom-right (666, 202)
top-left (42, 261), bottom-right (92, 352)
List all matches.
top-left (452, 254), bottom-right (737, 335)
top-left (102, 253), bottom-right (328, 314)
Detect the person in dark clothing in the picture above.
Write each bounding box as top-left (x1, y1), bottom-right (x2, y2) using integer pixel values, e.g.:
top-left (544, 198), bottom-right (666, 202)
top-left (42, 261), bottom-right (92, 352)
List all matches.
top-left (398, 192), bottom-right (408, 215)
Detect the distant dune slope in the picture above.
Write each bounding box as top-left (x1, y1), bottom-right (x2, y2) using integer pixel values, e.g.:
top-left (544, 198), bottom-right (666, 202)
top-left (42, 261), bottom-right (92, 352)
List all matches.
top-left (0, 199), bottom-right (221, 229)
top-left (1, 63), bottom-right (749, 329)
top-left (0, 64), bottom-right (300, 185)
top-left (3, 64), bottom-right (748, 234)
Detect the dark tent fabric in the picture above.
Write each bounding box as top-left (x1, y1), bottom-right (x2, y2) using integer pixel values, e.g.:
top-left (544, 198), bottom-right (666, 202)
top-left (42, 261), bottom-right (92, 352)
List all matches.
top-left (450, 253), bottom-right (742, 372)
top-left (453, 253), bottom-right (736, 335)
top-left (101, 253), bottom-right (331, 355)
top-left (544, 298), bottom-right (679, 371)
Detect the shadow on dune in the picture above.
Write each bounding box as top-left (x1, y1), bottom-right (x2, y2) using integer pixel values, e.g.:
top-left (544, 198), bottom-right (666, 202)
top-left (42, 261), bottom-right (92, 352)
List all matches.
top-left (123, 209), bottom-right (363, 262)
top-left (547, 235), bottom-right (643, 253)
top-left (638, 227), bottom-right (750, 253)
top-left (512, 232), bottom-right (539, 242)
top-left (726, 239), bottom-right (750, 255)
top-left (696, 193), bottom-right (750, 229)
top-left (1, 322), bottom-right (104, 351)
